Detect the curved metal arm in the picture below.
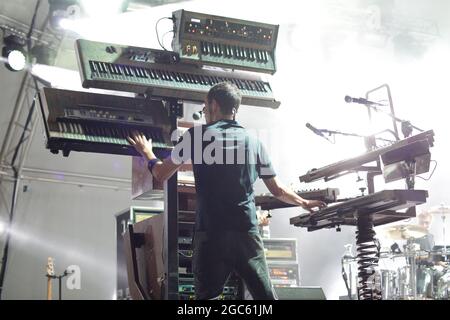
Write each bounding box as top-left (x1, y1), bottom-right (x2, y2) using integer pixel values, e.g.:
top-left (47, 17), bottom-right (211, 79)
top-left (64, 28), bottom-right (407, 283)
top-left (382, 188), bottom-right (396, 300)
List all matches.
top-left (366, 84), bottom-right (424, 139)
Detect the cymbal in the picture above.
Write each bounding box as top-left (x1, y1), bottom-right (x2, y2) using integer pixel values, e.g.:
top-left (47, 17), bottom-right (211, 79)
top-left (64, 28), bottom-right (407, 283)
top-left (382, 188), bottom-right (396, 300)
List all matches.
top-left (429, 205), bottom-right (450, 215)
top-left (382, 224), bottom-right (428, 240)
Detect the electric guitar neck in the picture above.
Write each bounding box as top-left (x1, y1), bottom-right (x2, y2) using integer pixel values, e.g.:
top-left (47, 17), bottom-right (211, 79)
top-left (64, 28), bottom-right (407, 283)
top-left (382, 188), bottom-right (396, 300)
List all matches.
top-left (46, 257), bottom-right (55, 300)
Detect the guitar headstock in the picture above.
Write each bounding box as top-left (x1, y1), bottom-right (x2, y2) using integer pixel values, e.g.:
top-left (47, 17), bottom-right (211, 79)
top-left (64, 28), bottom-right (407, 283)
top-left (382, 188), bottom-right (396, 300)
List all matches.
top-left (46, 257), bottom-right (55, 277)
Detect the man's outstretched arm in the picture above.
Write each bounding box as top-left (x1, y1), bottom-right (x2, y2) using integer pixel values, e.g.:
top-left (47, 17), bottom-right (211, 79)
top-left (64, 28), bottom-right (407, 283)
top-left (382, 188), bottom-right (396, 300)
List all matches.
top-left (128, 132), bottom-right (183, 182)
top-left (262, 177), bottom-right (326, 213)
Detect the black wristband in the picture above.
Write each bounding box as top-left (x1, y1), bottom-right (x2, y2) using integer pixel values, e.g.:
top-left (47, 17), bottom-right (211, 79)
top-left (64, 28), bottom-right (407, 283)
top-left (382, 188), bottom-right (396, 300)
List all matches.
top-left (148, 158), bottom-right (161, 174)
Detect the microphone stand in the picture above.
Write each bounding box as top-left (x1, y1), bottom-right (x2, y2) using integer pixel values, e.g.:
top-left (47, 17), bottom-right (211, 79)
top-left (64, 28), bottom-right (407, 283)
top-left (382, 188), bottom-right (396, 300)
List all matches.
top-left (365, 84), bottom-right (424, 139)
top-left (48, 270), bottom-right (73, 300)
top-left (341, 257), bottom-right (353, 300)
top-left (362, 104), bottom-right (424, 136)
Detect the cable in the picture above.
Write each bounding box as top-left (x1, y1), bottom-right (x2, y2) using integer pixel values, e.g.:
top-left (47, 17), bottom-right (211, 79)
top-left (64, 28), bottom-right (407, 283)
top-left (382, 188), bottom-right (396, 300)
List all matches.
top-left (155, 17), bottom-right (173, 51)
top-left (161, 30), bottom-right (174, 50)
top-left (417, 160), bottom-right (437, 181)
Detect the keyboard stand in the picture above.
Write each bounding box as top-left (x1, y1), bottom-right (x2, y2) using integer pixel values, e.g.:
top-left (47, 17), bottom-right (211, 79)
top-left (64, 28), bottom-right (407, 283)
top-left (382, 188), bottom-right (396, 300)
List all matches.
top-left (290, 188), bottom-right (428, 300)
top-left (163, 98), bottom-right (183, 300)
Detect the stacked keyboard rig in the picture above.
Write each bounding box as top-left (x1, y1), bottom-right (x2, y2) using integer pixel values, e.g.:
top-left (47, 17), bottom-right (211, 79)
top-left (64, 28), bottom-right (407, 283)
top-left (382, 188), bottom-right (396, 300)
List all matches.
top-left (37, 10), bottom-right (280, 301)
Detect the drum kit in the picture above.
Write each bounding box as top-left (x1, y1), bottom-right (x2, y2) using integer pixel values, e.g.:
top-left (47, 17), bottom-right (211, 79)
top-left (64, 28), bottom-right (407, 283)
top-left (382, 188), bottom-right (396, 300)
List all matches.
top-left (342, 204), bottom-right (450, 300)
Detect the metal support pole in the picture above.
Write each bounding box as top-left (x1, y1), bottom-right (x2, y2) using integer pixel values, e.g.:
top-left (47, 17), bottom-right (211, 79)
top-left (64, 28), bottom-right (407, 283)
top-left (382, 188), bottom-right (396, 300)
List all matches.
top-left (0, 74), bottom-right (31, 167)
top-left (58, 275), bottom-right (62, 300)
top-left (0, 90), bottom-right (38, 299)
top-left (365, 84), bottom-right (400, 140)
top-left (163, 99), bottom-right (183, 300)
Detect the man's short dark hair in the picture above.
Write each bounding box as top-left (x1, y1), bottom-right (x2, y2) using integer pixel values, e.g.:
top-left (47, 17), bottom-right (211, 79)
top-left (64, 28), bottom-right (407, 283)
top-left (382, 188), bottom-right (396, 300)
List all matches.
top-left (207, 82), bottom-right (242, 115)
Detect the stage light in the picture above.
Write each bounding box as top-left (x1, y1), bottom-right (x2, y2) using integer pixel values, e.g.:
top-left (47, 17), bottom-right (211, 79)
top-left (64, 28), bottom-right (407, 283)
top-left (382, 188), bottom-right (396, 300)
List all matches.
top-left (48, 0), bottom-right (82, 30)
top-left (79, 0), bottom-right (129, 18)
top-left (2, 35), bottom-right (27, 72)
top-left (49, 0), bottom-right (129, 32)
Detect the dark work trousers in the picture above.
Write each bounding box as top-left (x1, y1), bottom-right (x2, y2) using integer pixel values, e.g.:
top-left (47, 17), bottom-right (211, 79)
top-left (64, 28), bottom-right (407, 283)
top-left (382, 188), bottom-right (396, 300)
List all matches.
top-left (192, 230), bottom-right (277, 300)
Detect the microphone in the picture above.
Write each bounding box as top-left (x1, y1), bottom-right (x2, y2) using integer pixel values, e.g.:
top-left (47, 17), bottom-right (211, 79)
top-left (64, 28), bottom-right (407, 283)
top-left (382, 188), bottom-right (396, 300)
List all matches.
top-left (305, 123), bottom-right (332, 143)
top-left (344, 95), bottom-right (385, 106)
top-left (192, 110), bottom-right (203, 120)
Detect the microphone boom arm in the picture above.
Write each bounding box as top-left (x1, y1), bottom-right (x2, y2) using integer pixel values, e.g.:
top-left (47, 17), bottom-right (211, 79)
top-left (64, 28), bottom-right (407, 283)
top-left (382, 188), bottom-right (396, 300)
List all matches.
top-left (319, 128), bottom-right (395, 143)
top-left (365, 84), bottom-right (424, 139)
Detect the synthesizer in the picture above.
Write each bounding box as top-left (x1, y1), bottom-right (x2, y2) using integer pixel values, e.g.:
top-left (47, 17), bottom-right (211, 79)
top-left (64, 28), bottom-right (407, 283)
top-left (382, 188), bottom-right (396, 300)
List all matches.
top-left (290, 189), bottom-right (428, 231)
top-left (299, 130), bottom-right (434, 183)
top-left (171, 10), bottom-right (278, 74)
top-left (75, 39), bottom-right (280, 109)
top-left (37, 87), bottom-right (173, 157)
top-left (255, 188), bottom-right (339, 211)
